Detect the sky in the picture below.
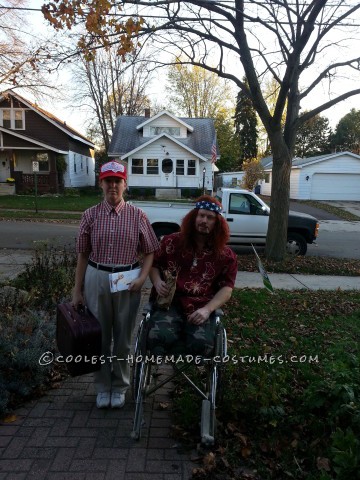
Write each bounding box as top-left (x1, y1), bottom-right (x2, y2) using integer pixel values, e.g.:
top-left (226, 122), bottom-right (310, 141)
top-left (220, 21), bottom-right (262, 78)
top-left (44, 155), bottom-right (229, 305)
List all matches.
top-left (18, 1), bottom-right (360, 137)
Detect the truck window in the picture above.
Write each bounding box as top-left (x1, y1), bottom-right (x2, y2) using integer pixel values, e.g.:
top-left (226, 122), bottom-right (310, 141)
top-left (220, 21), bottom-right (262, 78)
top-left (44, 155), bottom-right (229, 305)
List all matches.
top-left (229, 193), bottom-right (263, 215)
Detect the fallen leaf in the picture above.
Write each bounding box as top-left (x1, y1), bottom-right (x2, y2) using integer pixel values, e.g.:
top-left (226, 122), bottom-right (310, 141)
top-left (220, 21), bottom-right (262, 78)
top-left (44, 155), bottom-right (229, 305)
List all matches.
top-left (317, 457), bottom-right (331, 471)
top-left (241, 447), bottom-right (252, 458)
top-left (3, 414), bottom-right (17, 423)
top-left (203, 452), bottom-right (216, 467)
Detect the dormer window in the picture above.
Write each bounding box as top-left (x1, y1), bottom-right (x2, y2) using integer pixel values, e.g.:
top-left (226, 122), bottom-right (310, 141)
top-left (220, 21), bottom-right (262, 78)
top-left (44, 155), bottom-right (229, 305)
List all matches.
top-left (150, 126), bottom-right (180, 136)
top-left (1, 109), bottom-right (25, 129)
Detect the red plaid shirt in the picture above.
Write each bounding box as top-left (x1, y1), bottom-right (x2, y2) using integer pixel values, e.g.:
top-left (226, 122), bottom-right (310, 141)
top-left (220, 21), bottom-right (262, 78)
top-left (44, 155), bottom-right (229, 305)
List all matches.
top-left (76, 199), bottom-right (159, 265)
top-left (151, 233), bottom-right (238, 316)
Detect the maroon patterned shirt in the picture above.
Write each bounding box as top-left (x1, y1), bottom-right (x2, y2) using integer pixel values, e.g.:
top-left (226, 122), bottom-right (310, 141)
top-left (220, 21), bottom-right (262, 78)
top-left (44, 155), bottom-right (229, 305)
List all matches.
top-left (76, 199), bottom-right (159, 265)
top-left (151, 232), bottom-right (238, 316)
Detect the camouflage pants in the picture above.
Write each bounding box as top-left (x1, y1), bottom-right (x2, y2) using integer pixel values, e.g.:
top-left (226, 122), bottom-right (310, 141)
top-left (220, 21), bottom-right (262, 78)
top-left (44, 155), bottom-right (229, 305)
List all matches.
top-left (147, 305), bottom-right (216, 356)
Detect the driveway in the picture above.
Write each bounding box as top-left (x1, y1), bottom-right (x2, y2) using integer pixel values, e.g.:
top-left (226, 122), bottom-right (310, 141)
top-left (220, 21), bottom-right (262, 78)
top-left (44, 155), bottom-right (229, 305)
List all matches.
top-left (320, 201), bottom-right (360, 218)
top-left (288, 201), bottom-right (342, 220)
top-left (261, 196), bottom-right (343, 220)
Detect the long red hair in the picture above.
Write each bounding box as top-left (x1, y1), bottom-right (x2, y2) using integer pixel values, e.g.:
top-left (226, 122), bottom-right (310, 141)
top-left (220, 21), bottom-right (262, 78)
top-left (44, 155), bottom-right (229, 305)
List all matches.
top-left (179, 195), bottom-right (230, 254)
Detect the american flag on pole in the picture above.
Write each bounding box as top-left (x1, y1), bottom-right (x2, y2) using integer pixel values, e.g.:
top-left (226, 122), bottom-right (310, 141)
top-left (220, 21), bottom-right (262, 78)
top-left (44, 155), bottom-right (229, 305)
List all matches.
top-left (211, 134), bottom-right (217, 164)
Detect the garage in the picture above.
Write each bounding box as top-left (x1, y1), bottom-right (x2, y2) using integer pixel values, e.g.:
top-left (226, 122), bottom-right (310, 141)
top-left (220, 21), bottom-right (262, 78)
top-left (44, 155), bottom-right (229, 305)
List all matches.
top-left (310, 173), bottom-right (360, 201)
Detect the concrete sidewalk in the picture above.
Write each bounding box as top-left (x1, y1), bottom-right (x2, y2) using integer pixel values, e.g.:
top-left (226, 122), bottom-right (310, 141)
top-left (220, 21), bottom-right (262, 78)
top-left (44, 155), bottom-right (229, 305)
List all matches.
top-left (235, 271), bottom-right (360, 290)
top-left (1, 248), bottom-right (359, 290)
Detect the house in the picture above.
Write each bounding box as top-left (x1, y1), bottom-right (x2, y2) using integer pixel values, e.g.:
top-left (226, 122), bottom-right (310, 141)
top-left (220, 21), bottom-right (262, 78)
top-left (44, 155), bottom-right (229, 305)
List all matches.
top-left (259, 152), bottom-right (360, 201)
top-left (108, 109), bottom-right (218, 197)
top-left (0, 90), bottom-right (95, 195)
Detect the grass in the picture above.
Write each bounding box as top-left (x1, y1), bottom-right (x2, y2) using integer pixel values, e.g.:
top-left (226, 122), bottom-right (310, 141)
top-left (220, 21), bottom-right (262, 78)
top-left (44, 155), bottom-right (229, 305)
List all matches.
top-left (238, 253), bottom-right (360, 276)
top-left (173, 289), bottom-right (360, 480)
top-left (0, 191), bottom-right (102, 212)
top-left (0, 192), bottom-right (195, 220)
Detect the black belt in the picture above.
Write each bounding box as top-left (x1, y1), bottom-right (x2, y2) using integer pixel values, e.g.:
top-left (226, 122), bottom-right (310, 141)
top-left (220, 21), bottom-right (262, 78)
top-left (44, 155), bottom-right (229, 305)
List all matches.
top-left (88, 259), bottom-right (139, 273)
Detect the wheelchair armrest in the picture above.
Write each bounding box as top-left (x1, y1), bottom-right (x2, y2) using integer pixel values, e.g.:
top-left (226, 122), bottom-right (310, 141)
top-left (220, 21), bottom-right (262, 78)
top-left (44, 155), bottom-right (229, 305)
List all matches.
top-left (214, 308), bottom-right (224, 318)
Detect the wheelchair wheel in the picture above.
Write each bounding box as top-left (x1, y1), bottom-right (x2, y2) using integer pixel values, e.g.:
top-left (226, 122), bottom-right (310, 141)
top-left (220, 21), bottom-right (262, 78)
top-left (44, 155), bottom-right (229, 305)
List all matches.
top-left (201, 324), bottom-right (226, 446)
top-left (131, 316), bottom-right (151, 440)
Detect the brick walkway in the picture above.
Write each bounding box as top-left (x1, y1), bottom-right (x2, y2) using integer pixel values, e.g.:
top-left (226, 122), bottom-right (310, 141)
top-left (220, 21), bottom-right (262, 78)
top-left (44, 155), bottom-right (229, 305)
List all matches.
top-left (0, 289), bottom-right (194, 480)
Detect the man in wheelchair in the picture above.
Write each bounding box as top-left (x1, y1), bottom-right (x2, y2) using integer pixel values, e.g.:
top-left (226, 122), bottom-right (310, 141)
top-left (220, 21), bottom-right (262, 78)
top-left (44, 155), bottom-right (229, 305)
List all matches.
top-left (147, 195), bottom-right (238, 357)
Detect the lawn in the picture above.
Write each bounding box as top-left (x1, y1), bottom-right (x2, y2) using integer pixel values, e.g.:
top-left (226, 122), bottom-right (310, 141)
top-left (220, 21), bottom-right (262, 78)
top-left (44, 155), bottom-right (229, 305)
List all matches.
top-left (174, 289), bottom-right (360, 480)
top-left (0, 190), bottom-right (102, 212)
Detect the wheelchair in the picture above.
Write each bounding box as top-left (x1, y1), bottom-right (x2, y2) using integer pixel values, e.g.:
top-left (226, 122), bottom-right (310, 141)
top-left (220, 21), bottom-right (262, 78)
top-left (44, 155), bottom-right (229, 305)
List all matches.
top-left (131, 304), bottom-right (227, 446)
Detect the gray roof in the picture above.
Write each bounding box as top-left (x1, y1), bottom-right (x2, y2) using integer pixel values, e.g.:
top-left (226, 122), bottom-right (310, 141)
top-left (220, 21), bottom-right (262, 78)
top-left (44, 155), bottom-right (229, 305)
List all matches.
top-left (260, 152), bottom-right (358, 170)
top-left (108, 115), bottom-right (218, 157)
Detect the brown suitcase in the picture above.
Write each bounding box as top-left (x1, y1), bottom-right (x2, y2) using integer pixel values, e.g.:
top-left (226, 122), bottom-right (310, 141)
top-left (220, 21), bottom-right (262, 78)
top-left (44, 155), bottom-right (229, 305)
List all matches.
top-left (56, 302), bottom-right (102, 377)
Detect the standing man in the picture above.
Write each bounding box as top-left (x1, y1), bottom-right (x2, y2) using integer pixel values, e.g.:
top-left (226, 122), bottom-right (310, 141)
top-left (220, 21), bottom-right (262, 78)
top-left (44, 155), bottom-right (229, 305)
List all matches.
top-left (72, 160), bottom-right (159, 409)
top-left (148, 195), bottom-right (238, 356)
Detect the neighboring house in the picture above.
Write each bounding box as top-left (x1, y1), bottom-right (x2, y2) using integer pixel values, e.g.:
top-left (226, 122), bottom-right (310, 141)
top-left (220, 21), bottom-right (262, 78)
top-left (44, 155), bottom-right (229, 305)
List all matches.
top-left (215, 171), bottom-right (245, 189)
top-left (108, 109), bottom-right (218, 196)
top-left (259, 152), bottom-right (360, 201)
top-left (0, 90), bottom-right (95, 194)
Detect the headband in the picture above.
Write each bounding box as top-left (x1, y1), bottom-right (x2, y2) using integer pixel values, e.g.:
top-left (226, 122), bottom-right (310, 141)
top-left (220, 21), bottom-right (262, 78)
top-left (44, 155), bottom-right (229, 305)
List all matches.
top-left (195, 200), bottom-right (222, 214)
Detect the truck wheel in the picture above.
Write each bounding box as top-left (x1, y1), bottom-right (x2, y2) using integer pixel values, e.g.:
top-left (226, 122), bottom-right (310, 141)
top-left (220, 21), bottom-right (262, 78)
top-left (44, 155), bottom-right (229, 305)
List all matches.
top-left (154, 226), bottom-right (176, 240)
top-left (286, 233), bottom-right (307, 255)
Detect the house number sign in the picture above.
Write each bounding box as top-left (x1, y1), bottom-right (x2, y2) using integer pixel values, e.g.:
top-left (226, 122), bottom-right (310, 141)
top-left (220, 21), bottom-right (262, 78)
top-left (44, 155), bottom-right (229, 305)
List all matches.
top-left (32, 161), bottom-right (39, 172)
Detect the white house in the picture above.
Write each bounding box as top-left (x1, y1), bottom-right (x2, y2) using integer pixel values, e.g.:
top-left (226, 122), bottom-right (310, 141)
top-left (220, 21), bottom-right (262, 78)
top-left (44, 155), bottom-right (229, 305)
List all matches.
top-left (108, 110), bottom-right (218, 197)
top-left (259, 152), bottom-right (360, 201)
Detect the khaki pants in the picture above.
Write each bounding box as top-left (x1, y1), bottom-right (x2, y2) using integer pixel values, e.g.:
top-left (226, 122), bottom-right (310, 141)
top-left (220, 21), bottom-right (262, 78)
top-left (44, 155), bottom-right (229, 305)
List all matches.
top-left (84, 265), bottom-right (141, 394)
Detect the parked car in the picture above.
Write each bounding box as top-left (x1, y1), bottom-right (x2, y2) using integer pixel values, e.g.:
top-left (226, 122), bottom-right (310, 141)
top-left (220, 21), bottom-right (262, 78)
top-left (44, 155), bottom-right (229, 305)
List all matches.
top-left (130, 188), bottom-right (319, 255)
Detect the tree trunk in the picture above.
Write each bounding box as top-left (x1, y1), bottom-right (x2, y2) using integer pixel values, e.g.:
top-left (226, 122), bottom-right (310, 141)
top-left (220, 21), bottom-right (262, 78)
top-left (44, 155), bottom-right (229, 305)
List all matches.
top-left (265, 132), bottom-right (292, 261)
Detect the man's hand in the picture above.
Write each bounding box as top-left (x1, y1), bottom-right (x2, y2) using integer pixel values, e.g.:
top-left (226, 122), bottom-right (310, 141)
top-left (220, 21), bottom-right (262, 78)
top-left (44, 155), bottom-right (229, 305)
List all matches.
top-left (128, 277), bottom-right (146, 292)
top-left (72, 290), bottom-right (85, 308)
top-left (154, 279), bottom-right (170, 297)
top-left (187, 307), bottom-right (211, 325)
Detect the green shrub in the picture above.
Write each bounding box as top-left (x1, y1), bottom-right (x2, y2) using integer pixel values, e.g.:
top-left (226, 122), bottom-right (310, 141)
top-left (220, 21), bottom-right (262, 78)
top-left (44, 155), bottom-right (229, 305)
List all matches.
top-left (13, 245), bottom-right (77, 308)
top-left (0, 310), bottom-right (56, 417)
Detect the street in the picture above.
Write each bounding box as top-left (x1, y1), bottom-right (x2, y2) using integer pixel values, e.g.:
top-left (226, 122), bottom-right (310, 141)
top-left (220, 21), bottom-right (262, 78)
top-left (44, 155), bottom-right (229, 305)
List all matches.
top-left (0, 219), bottom-right (360, 259)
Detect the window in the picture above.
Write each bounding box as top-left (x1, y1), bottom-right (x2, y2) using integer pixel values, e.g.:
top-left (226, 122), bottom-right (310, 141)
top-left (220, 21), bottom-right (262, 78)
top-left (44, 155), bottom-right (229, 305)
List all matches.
top-left (1, 109), bottom-right (24, 129)
top-left (2, 110), bottom-right (11, 128)
top-left (187, 160), bottom-right (196, 176)
top-left (231, 177), bottom-right (237, 187)
top-left (150, 126), bottom-right (180, 136)
top-left (74, 155), bottom-right (77, 173)
top-left (132, 158), bottom-right (143, 174)
top-left (229, 193), bottom-right (264, 215)
top-left (36, 153), bottom-right (49, 172)
top-left (86, 158), bottom-right (89, 174)
top-left (81, 156), bottom-right (84, 170)
top-left (14, 111), bottom-right (24, 129)
top-left (162, 159), bottom-right (173, 173)
top-left (176, 159), bottom-right (184, 175)
top-left (264, 173), bottom-right (271, 183)
top-left (147, 159), bottom-right (158, 174)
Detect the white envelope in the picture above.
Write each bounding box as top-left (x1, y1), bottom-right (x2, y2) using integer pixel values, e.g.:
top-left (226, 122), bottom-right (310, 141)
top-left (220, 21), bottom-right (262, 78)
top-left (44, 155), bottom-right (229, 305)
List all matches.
top-left (109, 268), bottom-right (141, 293)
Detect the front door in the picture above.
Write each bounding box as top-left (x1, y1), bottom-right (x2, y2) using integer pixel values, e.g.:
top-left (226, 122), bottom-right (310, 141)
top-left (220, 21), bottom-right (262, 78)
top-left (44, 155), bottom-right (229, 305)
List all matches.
top-left (161, 158), bottom-right (175, 187)
top-left (0, 153), bottom-right (11, 182)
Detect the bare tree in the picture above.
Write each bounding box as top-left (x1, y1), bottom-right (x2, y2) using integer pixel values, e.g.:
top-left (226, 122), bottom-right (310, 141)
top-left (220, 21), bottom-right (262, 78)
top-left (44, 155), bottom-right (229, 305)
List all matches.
top-left (42, 0), bottom-right (360, 260)
top-left (70, 48), bottom-right (152, 149)
top-left (0, 0), bottom-right (61, 97)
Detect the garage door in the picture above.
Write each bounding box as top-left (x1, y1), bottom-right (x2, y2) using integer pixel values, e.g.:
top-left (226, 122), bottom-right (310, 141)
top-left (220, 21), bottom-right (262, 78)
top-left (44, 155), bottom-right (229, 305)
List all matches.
top-left (310, 173), bottom-right (360, 201)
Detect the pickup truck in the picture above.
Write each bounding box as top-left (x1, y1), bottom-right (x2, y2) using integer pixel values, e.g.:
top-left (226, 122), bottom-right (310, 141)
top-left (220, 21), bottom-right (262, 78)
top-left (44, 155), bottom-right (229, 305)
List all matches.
top-left (131, 188), bottom-right (319, 255)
